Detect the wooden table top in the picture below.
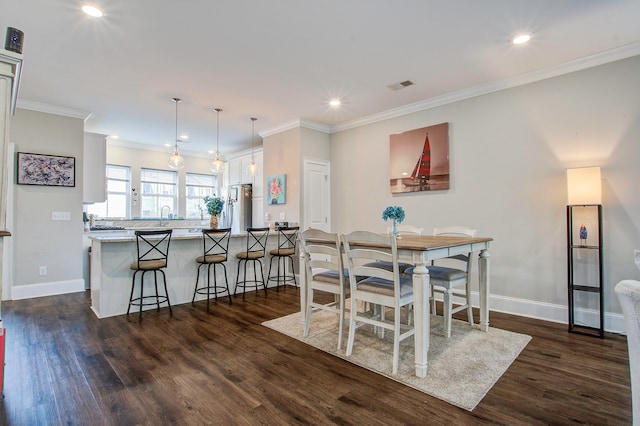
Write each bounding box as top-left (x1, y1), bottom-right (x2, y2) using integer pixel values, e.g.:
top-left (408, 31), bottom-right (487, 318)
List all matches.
top-left (392, 235), bottom-right (493, 251)
top-left (341, 234), bottom-right (492, 251)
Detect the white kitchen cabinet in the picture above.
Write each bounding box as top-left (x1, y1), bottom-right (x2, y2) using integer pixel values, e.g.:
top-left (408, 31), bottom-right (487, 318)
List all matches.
top-left (83, 132), bottom-right (107, 203)
top-left (228, 150), bottom-right (263, 187)
top-left (228, 157), bottom-right (243, 185)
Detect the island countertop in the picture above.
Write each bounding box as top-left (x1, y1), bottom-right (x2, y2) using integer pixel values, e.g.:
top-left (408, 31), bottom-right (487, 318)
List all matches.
top-left (89, 229), bottom-right (296, 318)
top-left (88, 229), bottom-right (250, 243)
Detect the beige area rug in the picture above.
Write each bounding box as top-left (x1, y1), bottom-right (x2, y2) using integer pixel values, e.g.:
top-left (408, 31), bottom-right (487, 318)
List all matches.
top-left (262, 310), bottom-right (531, 411)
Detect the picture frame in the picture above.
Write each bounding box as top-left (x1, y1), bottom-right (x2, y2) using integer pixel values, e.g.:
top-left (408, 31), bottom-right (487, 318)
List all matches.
top-left (389, 122), bottom-right (450, 193)
top-left (17, 152), bottom-right (76, 187)
top-left (266, 173), bottom-right (286, 205)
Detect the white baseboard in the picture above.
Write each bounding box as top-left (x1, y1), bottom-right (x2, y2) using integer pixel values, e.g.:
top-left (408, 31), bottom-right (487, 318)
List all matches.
top-left (446, 292), bottom-right (627, 335)
top-left (10, 279), bottom-right (85, 300)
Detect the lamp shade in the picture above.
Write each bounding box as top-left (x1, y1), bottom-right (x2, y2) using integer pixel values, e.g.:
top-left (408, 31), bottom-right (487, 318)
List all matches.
top-left (566, 166), bottom-right (601, 205)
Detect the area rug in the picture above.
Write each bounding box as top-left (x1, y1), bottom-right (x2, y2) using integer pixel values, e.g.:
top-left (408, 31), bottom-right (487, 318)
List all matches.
top-left (262, 310), bottom-right (531, 411)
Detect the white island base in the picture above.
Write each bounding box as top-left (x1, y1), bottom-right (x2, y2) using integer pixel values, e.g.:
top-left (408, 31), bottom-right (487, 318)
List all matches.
top-left (90, 231), bottom-right (293, 318)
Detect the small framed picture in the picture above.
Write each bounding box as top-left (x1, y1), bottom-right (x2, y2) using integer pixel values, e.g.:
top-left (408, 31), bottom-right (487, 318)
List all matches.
top-left (266, 173), bottom-right (286, 205)
top-left (17, 152), bottom-right (76, 187)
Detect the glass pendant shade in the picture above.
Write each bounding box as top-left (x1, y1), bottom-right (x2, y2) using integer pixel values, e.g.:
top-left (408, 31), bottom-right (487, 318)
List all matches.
top-left (168, 97), bottom-right (185, 170)
top-left (246, 117), bottom-right (258, 176)
top-left (210, 108), bottom-right (225, 174)
top-left (246, 159), bottom-right (258, 176)
top-left (168, 145), bottom-right (185, 170)
top-left (211, 152), bottom-right (224, 173)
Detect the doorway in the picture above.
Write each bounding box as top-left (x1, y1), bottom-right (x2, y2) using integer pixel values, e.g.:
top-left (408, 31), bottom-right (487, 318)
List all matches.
top-left (303, 159), bottom-right (330, 232)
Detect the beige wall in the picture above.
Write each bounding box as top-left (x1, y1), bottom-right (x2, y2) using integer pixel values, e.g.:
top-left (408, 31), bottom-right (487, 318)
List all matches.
top-left (263, 127), bottom-right (301, 224)
top-left (10, 109), bottom-right (84, 292)
top-left (330, 55), bottom-right (640, 322)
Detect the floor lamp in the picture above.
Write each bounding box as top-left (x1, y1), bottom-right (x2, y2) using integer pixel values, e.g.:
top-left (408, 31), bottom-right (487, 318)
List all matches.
top-left (566, 166), bottom-right (604, 337)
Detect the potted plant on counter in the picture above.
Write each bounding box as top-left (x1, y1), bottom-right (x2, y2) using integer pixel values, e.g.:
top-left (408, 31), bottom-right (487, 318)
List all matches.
top-left (203, 196), bottom-right (224, 229)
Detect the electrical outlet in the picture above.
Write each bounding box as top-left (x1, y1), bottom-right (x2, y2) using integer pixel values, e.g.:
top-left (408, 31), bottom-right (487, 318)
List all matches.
top-left (39, 266), bottom-right (47, 276)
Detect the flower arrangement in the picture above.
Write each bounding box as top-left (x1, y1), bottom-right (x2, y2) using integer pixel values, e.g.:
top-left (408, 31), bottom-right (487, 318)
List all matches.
top-left (203, 196), bottom-right (224, 217)
top-left (382, 205), bottom-right (405, 237)
top-left (382, 206), bottom-right (405, 223)
top-left (268, 175), bottom-right (284, 204)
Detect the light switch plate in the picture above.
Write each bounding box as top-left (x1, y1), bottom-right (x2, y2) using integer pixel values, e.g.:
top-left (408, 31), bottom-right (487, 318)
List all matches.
top-left (51, 211), bottom-right (71, 221)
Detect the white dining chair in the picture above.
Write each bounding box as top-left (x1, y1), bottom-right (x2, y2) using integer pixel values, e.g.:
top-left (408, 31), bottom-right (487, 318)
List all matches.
top-left (364, 224), bottom-right (423, 273)
top-left (387, 224), bottom-right (424, 236)
top-left (429, 225), bottom-right (477, 338)
top-left (342, 230), bottom-right (415, 374)
top-left (300, 228), bottom-right (349, 350)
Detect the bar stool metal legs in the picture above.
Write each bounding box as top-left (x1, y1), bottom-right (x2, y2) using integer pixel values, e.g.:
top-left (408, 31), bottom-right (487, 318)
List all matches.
top-left (127, 229), bottom-right (173, 321)
top-left (128, 269), bottom-right (172, 321)
top-left (234, 227), bottom-right (270, 300)
top-left (193, 228), bottom-right (233, 310)
top-left (267, 226), bottom-right (299, 292)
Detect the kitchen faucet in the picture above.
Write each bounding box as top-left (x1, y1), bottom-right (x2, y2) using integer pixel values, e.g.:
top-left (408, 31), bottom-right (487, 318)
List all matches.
top-left (160, 205), bottom-right (171, 226)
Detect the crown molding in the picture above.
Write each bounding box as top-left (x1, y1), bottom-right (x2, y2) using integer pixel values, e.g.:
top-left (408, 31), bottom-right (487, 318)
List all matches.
top-left (107, 137), bottom-right (263, 160)
top-left (332, 41), bottom-right (640, 133)
top-left (260, 118), bottom-right (331, 138)
top-left (17, 99), bottom-right (92, 120)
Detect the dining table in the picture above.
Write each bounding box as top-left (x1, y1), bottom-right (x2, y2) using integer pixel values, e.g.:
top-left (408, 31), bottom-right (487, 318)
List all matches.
top-left (298, 233), bottom-right (493, 378)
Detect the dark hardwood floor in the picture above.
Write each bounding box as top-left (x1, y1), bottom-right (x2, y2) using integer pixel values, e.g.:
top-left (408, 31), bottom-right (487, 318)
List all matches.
top-left (0, 288), bottom-right (632, 425)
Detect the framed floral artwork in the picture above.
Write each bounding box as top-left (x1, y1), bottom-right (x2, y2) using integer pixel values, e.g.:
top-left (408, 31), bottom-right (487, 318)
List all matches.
top-left (17, 152), bottom-right (76, 187)
top-left (266, 174), bottom-right (286, 205)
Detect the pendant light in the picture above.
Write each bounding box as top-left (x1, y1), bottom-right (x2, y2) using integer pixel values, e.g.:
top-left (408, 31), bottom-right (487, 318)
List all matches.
top-left (168, 97), bottom-right (185, 170)
top-left (246, 117), bottom-right (258, 176)
top-left (210, 108), bottom-right (225, 174)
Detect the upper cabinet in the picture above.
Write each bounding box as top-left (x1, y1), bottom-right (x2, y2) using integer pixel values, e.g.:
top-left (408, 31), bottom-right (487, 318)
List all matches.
top-left (83, 132), bottom-right (107, 203)
top-left (227, 150), bottom-right (263, 191)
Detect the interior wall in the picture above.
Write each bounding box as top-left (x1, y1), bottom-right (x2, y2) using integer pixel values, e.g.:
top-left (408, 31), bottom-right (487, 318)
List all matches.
top-left (9, 108), bottom-right (84, 294)
top-left (330, 55), bottom-right (640, 322)
top-left (299, 127), bottom-right (331, 228)
top-left (263, 127), bottom-right (301, 224)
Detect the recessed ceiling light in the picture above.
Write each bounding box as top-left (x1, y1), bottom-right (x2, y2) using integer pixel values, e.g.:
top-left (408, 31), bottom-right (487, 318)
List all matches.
top-left (329, 99), bottom-right (341, 107)
top-left (163, 143), bottom-right (171, 148)
top-left (180, 134), bottom-right (188, 140)
top-left (109, 135), bottom-right (119, 139)
top-left (82, 5), bottom-right (103, 17)
top-left (512, 34), bottom-right (531, 45)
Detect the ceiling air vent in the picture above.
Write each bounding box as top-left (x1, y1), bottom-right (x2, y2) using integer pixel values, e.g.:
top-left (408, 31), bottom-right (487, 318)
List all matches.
top-left (387, 80), bottom-right (415, 91)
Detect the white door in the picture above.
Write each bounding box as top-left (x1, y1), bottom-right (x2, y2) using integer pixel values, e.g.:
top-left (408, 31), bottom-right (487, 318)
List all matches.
top-left (303, 159), bottom-right (330, 232)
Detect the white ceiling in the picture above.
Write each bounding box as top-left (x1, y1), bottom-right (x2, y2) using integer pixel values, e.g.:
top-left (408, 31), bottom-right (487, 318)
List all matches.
top-left (4, 0), bottom-right (640, 158)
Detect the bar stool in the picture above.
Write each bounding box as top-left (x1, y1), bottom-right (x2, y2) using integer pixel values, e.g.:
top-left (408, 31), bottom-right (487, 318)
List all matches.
top-left (193, 228), bottom-right (232, 310)
top-left (267, 226), bottom-right (299, 291)
top-left (234, 227), bottom-right (270, 300)
top-left (127, 229), bottom-right (173, 321)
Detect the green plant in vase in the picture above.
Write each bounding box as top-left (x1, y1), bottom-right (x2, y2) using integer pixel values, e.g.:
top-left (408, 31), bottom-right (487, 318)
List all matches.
top-left (203, 196), bottom-right (224, 229)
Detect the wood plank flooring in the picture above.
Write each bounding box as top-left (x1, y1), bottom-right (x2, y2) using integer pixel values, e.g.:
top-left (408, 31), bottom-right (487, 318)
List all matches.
top-left (0, 288), bottom-right (632, 425)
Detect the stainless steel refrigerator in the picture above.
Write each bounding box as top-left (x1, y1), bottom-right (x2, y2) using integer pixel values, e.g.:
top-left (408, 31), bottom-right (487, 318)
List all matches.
top-left (222, 183), bottom-right (252, 234)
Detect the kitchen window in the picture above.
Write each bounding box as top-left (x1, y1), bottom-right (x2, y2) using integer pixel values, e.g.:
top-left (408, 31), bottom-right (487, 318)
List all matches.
top-left (140, 168), bottom-right (177, 218)
top-left (86, 164), bottom-right (131, 219)
top-left (185, 173), bottom-right (217, 219)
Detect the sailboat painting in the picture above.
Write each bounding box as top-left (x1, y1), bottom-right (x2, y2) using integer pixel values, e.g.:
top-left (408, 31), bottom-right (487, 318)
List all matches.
top-left (389, 122), bottom-right (449, 193)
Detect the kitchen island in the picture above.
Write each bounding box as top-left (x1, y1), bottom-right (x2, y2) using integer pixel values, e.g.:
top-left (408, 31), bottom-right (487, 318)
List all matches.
top-left (89, 230), bottom-right (292, 318)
